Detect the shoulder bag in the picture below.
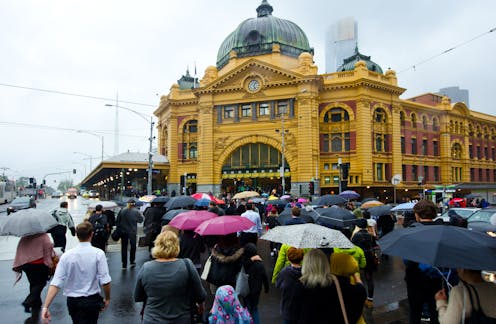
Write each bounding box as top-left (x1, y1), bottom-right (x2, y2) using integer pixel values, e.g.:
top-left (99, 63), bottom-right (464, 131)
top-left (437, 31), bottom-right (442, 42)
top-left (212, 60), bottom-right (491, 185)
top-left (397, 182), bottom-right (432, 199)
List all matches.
top-left (235, 265), bottom-right (250, 298)
top-left (201, 255), bottom-right (212, 281)
top-left (183, 259), bottom-right (204, 324)
top-left (464, 282), bottom-right (496, 324)
top-left (332, 274), bottom-right (350, 324)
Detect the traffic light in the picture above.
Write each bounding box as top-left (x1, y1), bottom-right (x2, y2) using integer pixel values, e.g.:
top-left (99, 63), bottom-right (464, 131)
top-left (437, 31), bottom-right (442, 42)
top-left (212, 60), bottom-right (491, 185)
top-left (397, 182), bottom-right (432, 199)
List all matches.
top-left (309, 181), bottom-right (314, 195)
top-left (29, 177), bottom-right (34, 184)
top-left (73, 169), bottom-right (76, 174)
top-left (341, 164), bottom-right (349, 180)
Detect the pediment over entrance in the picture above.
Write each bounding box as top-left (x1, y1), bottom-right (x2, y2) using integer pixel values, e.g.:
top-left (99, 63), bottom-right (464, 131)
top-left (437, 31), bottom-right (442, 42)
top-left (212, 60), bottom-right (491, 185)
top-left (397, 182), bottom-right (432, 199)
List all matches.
top-left (198, 59), bottom-right (305, 94)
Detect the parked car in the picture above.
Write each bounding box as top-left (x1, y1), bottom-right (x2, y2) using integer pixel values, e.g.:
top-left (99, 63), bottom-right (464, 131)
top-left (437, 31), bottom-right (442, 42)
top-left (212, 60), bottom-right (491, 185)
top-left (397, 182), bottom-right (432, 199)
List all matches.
top-left (435, 207), bottom-right (480, 223)
top-left (88, 190), bottom-right (99, 198)
top-left (7, 196), bottom-right (36, 215)
top-left (466, 208), bottom-right (496, 233)
top-left (51, 191), bottom-right (63, 198)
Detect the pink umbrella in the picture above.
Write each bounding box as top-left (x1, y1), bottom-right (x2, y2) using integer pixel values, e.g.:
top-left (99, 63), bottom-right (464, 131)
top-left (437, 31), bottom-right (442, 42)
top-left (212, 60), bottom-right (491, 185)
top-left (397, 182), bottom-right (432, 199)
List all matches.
top-left (169, 210), bottom-right (218, 230)
top-left (194, 216), bottom-right (255, 236)
top-left (297, 198), bottom-right (308, 203)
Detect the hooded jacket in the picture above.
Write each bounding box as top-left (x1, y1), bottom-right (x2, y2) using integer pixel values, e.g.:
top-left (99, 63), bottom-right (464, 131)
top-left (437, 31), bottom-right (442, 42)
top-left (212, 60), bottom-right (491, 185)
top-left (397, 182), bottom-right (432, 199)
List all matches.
top-left (275, 265), bottom-right (303, 321)
top-left (208, 246), bottom-right (244, 287)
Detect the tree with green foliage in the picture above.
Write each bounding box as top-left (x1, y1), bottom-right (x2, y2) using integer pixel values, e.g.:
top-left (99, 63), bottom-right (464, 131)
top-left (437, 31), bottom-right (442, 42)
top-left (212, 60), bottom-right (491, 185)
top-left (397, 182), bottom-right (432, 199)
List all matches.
top-left (57, 179), bottom-right (74, 193)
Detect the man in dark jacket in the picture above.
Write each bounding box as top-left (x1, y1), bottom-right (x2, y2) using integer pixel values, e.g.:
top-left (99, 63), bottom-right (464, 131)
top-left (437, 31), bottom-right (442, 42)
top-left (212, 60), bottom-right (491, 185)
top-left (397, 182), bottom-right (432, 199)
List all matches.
top-left (88, 204), bottom-right (109, 252)
top-left (178, 230), bottom-right (205, 274)
top-left (143, 202), bottom-right (166, 254)
top-left (242, 243), bottom-right (269, 324)
top-left (116, 199), bottom-right (144, 269)
top-left (352, 218), bottom-right (377, 308)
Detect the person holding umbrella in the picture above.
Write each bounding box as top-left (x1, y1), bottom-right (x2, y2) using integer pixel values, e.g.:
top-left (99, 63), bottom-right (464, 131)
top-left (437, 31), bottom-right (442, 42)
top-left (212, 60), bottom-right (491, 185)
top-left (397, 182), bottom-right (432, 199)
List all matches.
top-left (435, 268), bottom-right (496, 323)
top-left (13, 232), bottom-right (56, 319)
top-left (143, 201), bottom-right (166, 255)
top-left (206, 233), bottom-right (244, 291)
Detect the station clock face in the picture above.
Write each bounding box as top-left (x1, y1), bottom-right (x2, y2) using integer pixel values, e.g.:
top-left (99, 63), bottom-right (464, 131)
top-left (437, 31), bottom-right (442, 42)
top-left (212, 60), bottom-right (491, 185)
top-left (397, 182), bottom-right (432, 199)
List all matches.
top-left (247, 79), bottom-right (260, 92)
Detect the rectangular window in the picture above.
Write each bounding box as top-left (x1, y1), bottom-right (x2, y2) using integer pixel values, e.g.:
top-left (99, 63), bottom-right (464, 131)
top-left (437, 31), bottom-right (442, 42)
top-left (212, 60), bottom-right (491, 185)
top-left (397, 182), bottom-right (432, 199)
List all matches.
top-left (412, 165), bottom-right (418, 182)
top-left (277, 101), bottom-right (288, 115)
top-left (434, 166), bottom-right (439, 181)
top-left (344, 133), bottom-right (350, 151)
top-left (241, 104), bottom-right (251, 117)
top-left (224, 106), bottom-right (234, 119)
top-left (484, 147), bottom-right (488, 160)
top-left (324, 163), bottom-right (329, 170)
top-left (322, 134), bottom-right (329, 152)
top-left (411, 138), bottom-right (417, 155)
top-left (469, 144), bottom-right (473, 158)
top-left (478, 168), bottom-right (483, 180)
top-left (401, 137), bottom-right (405, 154)
top-left (470, 168), bottom-right (475, 181)
top-left (493, 147), bottom-right (496, 160)
top-left (355, 176), bottom-right (359, 184)
top-left (259, 102), bottom-right (269, 116)
top-left (331, 133), bottom-right (342, 152)
top-left (324, 176), bottom-right (331, 184)
top-left (250, 144), bottom-right (259, 167)
top-left (422, 139), bottom-right (428, 155)
top-left (181, 143), bottom-right (187, 160)
top-left (375, 163), bottom-right (384, 181)
top-left (333, 176), bottom-right (339, 184)
top-left (402, 164), bottom-right (406, 181)
top-left (487, 169), bottom-right (490, 182)
top-left (477, 146), bottom-right (481, 159)
top-left (424, 166), bottom-right (429, 181)
top-left (433, 141), bottom-right (439, 156)
top-left (376, 135), bottom-right (383, 152)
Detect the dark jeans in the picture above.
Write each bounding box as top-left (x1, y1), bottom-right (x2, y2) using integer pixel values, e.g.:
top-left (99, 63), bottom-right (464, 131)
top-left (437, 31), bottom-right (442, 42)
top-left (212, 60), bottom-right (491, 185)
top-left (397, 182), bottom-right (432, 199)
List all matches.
top-left (50, 225), bottom-right (67, 251)
top-left (67, 293), bottom-right (103, 324)
top-left (406, 278), bottom-right (440, 324)
top-left (120, 232), bottom-right (136, 267)
top-left (22, 263), bottom-right (49, 309)
top-left (362, 269), bottom-right (374, 299)
top-left (91, 237), bottom-right (107, 252)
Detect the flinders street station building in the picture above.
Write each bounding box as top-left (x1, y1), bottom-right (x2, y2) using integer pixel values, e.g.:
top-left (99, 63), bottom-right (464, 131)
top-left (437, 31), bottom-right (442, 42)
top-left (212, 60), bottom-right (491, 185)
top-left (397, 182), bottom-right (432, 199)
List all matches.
top-left (154, 1), bottom-right (496, 203)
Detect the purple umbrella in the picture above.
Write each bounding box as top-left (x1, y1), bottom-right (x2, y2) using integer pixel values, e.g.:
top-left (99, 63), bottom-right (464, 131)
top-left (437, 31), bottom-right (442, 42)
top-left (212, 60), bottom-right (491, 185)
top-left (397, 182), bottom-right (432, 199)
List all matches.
top-left (339, 190), bottom-right (360, 200)
top-left (168, 210), bottom-right (218, 230)
top-left (194, 216), bottom-right (255, 236)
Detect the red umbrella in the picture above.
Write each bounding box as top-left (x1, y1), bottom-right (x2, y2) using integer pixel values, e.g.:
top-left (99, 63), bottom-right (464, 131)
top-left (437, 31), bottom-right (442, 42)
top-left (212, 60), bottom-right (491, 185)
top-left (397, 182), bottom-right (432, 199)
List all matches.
top-left (168, 210), bottom-right (218, 230)
top-left (449, 198), bottom-right (466, 207)
top-left (190, 193), bottom-right (225, 205)
top-left (194, 216), bottom-right (255, 236)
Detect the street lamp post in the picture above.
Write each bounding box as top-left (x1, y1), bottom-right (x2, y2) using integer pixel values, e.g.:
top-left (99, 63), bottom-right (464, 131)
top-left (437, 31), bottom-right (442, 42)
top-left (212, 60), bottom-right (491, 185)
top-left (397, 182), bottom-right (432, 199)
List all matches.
top-left (105, 104), bottom-right (155, 195)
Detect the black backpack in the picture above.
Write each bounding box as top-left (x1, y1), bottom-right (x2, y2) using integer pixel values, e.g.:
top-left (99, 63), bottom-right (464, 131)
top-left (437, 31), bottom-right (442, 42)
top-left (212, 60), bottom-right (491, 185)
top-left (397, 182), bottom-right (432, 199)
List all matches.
top-left (465, 282), bottom-right (496, 324)
top-left (92, 215), bottom-right (107, 240)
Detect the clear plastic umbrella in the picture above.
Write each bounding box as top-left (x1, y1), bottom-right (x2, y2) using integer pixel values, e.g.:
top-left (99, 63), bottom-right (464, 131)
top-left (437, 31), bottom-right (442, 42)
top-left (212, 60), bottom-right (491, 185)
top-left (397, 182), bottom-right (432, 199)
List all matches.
top-left (0, 209), bottom-right (58, 237)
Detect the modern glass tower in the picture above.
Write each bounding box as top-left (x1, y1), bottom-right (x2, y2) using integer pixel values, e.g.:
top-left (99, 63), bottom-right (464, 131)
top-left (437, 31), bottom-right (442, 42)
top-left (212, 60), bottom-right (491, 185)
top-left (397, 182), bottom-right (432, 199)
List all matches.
top-left (325, 17), bottom-right (358, 73)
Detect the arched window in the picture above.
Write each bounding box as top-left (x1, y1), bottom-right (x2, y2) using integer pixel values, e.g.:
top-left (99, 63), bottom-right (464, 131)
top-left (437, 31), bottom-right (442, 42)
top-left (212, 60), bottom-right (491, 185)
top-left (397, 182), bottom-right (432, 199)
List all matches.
top-left (451, 143), bottom-right (462, 159)
top-left (374, 108), bottom-right (387, 123)
top-left (454, 121), bottom-right (459, 134)
top-left (324, 108), bottom-right (349, 123)
top-left (183, 120), bottom-right (198, 133)
top-left (432, 117), bottom-right (439, 131)
top-left (422, 116), bottom-right (428, 130)
top-left (411, 113), bottom-right (417, 128)
top-left (400, 111), bottom-right (406, 126)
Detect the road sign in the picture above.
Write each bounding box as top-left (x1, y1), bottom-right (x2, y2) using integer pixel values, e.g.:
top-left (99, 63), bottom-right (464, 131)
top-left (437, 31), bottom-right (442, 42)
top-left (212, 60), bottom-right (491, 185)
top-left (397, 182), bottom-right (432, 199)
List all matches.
top-left (391, 174), bottom-right (402, 186)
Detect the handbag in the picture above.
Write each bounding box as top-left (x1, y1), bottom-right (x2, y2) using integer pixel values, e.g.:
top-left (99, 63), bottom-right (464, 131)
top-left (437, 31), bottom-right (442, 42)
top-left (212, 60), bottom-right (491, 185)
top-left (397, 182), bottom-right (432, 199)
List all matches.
top-left (111, 228), bottom-right (121, 241)
top-left (332, 274), bottom-right (350, 324)
top-left (49, 253), bottom-right (59, 277)
top-left (235, 266), bottom-right (250, 298)
top-left (201, 255), bottom-right (212, 281)
top-left (138, 235), bottom-right (149, 247)
top-left (464, 282), bottom-right (496, 324)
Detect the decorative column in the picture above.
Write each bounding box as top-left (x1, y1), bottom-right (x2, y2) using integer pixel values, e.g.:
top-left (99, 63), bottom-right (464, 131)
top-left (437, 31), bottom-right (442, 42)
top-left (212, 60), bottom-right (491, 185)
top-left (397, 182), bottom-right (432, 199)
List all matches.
top-left (356, 98), bottom-right (373, 184)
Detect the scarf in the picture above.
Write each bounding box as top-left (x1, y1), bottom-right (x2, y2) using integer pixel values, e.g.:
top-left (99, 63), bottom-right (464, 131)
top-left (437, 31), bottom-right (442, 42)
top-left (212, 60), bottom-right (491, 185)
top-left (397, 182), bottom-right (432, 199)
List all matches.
top-left (208, 285), bottom-right (253, 324)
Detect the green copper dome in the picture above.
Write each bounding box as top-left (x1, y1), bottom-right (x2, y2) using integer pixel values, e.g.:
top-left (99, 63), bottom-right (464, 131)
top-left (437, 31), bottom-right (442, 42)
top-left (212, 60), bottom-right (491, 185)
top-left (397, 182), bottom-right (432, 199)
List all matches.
top-left (216, 0), bottom-right (313, 69)
top-left (338, 46), bottom-right (383, 74)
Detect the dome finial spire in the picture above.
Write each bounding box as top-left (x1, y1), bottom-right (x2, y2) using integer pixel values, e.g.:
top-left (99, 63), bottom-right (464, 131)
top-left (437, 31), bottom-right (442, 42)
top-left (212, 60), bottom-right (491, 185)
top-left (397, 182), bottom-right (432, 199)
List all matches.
top-left (257, 0), bottom-right (273, 17)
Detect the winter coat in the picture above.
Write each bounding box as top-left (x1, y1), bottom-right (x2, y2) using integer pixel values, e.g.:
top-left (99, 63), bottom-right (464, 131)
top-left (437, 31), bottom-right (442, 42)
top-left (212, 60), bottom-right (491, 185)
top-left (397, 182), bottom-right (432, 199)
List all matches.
top-left (241, 257), bottom-right (269, 310)
top-left (275, 265), bottom-right (303, 321)
top-left (208, 246), bottom-right (244, 288)
top-left (143, 206), bottom-right (165, 236)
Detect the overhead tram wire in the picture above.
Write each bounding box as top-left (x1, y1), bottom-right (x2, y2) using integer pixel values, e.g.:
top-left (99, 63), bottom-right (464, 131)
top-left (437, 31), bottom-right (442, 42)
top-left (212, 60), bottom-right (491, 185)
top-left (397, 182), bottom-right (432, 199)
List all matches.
top-left (0, 82), bottom-right (156, 108)
top-left (398, 26), bottom-right (496, 74)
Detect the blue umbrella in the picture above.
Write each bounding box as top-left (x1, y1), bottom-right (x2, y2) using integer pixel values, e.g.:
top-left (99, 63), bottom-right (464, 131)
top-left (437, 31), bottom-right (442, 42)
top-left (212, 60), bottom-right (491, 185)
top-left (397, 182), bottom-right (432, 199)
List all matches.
top-left (339, 190), bottom-right (360, 200)
top-left (391, 202), bottom-right (416, 212)
top-left (315, 195), bottom-right (347, 206)
top-left (194, 198), bottom-right (211, 207)
top-left (315, 207), bottom-right (355, 229)
top-left (368, 205), bottom-right (393, 217)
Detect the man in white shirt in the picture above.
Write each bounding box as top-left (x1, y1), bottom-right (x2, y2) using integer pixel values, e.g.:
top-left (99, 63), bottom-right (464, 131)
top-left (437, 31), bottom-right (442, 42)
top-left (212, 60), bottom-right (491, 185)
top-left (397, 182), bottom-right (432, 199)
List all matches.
top-left (41, 221), bottom-right (111, 324)
top-left (239, 202), bottom-right (263, 246)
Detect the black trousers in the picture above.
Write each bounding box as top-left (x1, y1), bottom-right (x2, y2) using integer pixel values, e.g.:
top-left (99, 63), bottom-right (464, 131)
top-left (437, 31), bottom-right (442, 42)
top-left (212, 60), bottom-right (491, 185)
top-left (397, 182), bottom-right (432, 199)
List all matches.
top-left (120, 232), bottom-right (136, 267)
top-left (50, 225), bottom-right (67, 251)
top-left (67, 293), bottom-right (103, 324)
top-left (406, 277), bottom-right (440, 324)
top-left (22, 263), bottom-right (49, 309)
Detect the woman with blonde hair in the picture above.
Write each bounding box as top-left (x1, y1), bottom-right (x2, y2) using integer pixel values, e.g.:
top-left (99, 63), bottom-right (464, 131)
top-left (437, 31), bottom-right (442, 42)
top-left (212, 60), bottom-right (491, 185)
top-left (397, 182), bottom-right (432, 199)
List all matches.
top-left (297, 249), bottom-right (366, 324)
top-left (134, 231), bottom-right (206, 323)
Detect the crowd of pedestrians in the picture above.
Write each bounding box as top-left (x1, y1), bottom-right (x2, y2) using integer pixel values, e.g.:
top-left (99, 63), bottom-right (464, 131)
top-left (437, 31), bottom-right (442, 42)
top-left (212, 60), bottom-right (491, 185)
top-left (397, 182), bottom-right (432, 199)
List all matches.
top-left (10, 191), bottom-right (496, 324)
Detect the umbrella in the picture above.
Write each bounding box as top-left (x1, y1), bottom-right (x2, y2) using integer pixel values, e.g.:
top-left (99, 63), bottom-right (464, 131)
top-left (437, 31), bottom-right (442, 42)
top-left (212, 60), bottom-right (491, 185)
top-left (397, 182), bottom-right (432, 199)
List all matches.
top-left (297, 198), bottom-right (309, 203)
top-left (191, 192), bottom-right (211, 200)
top-left (168, 210), bottom-right (218, 230)
top-left (362, 197), bottom-right (379, 203)
top-left (277, 207), bottom-right (318, 224)
top-left (315, 207), bottom-right (355, 229)
top-left (260, 223), bottom-right (353, 249)
top-left (194, 216), bottom-right (255, 236)
top-left (280, 195), bottom-right (292, 200)
top-left (152, 196), bottom-right (170, 204)
top-left (232, 191), bottom-right (260, 199)
top-left (139, 195), bottom-right (156, 203)
top-left (87, 201), bottom-right (119, 211)
top-left (368, 205), bottom-right (393, 218)
top-left (249, 197), bottom-right (266, 204)
top-left (266, 199), bottom-right (288, 207)
top-left (361, 200), bottom-right (384, 209)
top-left (194, 198), bottom-right (211, 207)
top-left (314, 195), bottom-right (347, 206)
top-left (0, 209), bottom-right (58, 237)
top-left (391, 201), bottom-right (416, 212)
top-left (162, 209), bottom-right (188, 222)
top-left (165, 196), bottom-right (196, 209)
top-left (378, 225), bottom-right (496, 270)
top-left (339, 190), bottom-right (360, 200)
top-left (464, 193), bottom-right (482, 199)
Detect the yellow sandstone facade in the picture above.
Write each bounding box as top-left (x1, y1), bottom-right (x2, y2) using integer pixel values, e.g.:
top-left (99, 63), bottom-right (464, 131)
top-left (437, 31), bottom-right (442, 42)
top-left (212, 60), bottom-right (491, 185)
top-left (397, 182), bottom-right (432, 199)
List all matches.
top-left (154, 1), bottom-right (496, 202)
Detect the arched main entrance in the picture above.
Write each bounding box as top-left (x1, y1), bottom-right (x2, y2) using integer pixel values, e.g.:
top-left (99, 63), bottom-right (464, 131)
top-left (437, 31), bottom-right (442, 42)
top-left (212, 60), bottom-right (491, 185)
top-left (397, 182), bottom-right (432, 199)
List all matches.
top-left (221, 143), bottom-right (290, 195)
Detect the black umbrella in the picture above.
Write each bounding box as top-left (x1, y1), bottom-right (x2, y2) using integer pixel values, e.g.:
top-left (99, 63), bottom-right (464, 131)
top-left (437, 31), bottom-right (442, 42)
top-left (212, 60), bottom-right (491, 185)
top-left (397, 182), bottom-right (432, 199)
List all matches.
top-left (368, 205), bottom-right (393, 218)
top-left (378, 225), bottom-right (496, 270)
top-left (152, 196), bottom-right (170, 204)
top-left (266, 199), bottom-right (289, 207)
top-left (315, 207), bottom-right (355, 229)
top-left (315, 194), bottom-right (347, 206)
top-left (361, 197), bottom-right (379, 203)
top-left (277, 207), bottom-right (317, 224)
top-left (165, 196), bottom-right (196, 210)
top-left (162, 209), bottom-right (188, 222)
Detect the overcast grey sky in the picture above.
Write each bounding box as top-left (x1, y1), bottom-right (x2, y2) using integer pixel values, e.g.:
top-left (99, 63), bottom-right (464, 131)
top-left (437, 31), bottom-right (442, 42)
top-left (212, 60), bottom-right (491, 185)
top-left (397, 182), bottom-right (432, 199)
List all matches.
top-left (1, 0), bottom-right (494, 186)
